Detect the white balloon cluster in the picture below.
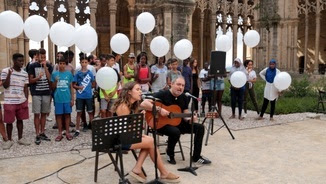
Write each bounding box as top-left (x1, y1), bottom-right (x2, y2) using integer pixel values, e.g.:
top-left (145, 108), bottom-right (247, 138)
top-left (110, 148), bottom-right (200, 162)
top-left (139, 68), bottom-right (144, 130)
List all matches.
top-left (0, 10), bottom-right (98, 53)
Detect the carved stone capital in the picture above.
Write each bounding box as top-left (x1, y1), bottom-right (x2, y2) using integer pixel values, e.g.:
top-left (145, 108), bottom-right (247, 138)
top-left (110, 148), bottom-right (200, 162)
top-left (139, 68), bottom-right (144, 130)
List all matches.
top-left (68, 0), bottom-right (77, 8)
top-left (89, 0), bottom-right (98, 10)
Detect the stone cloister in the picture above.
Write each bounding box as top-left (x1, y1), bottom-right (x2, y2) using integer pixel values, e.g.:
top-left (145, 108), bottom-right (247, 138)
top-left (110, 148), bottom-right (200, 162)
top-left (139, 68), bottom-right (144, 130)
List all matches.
top-left (0, 0), bottom-right (325, 74)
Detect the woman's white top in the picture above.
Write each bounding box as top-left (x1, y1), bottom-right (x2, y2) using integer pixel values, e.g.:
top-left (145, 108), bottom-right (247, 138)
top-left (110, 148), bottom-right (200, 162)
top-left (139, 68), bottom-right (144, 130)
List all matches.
top-left (259, 67), bottom-right (281, 101)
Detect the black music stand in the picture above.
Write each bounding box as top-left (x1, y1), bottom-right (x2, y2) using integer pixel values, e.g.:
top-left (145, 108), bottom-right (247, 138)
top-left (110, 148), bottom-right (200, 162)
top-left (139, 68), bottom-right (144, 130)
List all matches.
top-left (92, 114), bottom-right (143, 184)
top-left (201, 51), bottom-right (235, 146)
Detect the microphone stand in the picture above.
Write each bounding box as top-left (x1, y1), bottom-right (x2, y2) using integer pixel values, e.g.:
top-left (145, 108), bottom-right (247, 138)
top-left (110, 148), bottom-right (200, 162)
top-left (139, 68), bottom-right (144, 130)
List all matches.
top-left (178, 97), bottom-right (198, 176)
top-left (147, 99), bottom-right (164, 184)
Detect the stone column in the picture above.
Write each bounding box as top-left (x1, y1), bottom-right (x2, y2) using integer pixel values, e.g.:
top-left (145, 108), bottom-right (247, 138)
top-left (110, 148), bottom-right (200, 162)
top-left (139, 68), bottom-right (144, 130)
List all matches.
top-left (200, 11), bottom-right (204, 67)
top-left (89, 0), bottom-right (98, 55)
top-left (293, 19), bottom-right (299, 72)
top-left (163, 5), bottom-right (173, 58)
top-left (109, 0), bottom-right (117, 44)
top-left (232, 1), bottom-right (238, 59)
top-left (304, 0), bottom-right (309, 72)
top-left (68, 0), bottom-right (76, 66)
top-left (17, 5), bottom-right (24, 56)
top-left (314, 0), bottom-right (320, 73)
top-left (46, 0), bottom-right (55, 64)
top-left (187, 7), bottom-right (195, 42)
top-left (128, 6), bottom-right (135, 53)
top-left (23, 0), bottom-right (30, 65)
top-left (210, 13), bottom-right (216, 51)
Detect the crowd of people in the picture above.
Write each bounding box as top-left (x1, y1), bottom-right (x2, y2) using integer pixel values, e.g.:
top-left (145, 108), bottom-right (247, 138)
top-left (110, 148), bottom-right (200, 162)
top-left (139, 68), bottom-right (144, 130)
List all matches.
top-left (0, 48), bottom-right (283, 182)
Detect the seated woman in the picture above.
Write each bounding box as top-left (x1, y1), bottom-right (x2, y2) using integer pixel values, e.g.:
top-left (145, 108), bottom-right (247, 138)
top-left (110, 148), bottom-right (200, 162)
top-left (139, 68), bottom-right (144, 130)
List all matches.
top-left (111, 81), bottom-right (180, 183)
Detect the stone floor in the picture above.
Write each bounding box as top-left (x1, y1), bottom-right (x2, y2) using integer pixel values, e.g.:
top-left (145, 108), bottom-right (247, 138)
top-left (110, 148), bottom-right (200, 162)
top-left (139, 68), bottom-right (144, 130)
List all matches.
top-left (0, 118), bottom-right (325, 184)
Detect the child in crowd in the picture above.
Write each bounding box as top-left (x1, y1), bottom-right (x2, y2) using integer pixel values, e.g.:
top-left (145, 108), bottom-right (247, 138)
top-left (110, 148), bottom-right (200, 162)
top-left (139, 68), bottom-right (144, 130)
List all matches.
top-left (51, 56), bottom-right (74, 141)
top-left (199, 62), bottom-right (212, 114)
top-left (1, 53), bottom-right (30, 148)
top-left (166, 58), bottom-right (181, 87)
top-left (136, 52), bottom-right (151, 93)
top-left (73, 55), bottom-right (95, 137)
top-left (100, 54), bottom-right (120, 118)
top-left (28, 48), bottom-right (53, 145)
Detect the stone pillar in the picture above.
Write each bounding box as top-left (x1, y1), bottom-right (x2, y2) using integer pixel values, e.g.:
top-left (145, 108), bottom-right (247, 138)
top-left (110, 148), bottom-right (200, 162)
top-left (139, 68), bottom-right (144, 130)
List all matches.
top-left (314, 0), bottom-right (320, 73)
top-left (163, 5), bottom-right (173, 58)
top-left (210, 13), bottom-right (216, 51)
top-left (128, 6), bottom-right (135, 53)
top-left (232, 15), bottom-right (238, 60)
top-left (46, 0), bottom-right (54, 64)
top-left (23, 0), bottom-right (29, 65)
top-left (89, 0), bottom-right (98, 55)
top-left (222, 13), bottom-right (227, 33)
top-left (243, 25), bottom-right (247, 62)
top-left (304, 0), bottom-right (309, 72)
top-left (17, 5), bottom-right (24, 56)
top-left (187, 7), bottom-right (195, 42)
top-left (232, 1), bottom-right (238, 59)
top-left (293, 19), bottom-right (299, 72)
top-left (109, 0), bottom-right (117, 45)
top-left (68, 0), bottom-right (76, 66)
top-left (200, 11), bottom-right (204, 67)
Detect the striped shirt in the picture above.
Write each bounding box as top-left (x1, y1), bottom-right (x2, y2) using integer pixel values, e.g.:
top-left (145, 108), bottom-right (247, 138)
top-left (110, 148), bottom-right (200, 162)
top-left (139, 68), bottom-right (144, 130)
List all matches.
top-left (1, 68), bottom-right (28, 104)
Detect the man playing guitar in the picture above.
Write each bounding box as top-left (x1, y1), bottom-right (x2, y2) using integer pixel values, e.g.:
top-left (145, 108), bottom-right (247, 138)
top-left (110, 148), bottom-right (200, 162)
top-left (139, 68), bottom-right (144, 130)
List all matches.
top-left (141, 76), bottom-right (211, 165)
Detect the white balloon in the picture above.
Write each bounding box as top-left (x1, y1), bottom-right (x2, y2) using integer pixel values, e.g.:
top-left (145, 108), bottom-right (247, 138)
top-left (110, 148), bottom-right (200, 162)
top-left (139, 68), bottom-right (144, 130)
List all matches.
top-left (173, 39), bottom-right (193, 60)
top-left (50, 22), bottom-right (75, 47)
top-left (0, 11), bottom-right (24, 39)
top-left (230, 71), bottom-right (247, 88)
top-left (96, 67), bottom-right (118, 90)
top-left (244, 30), bottom-right (260, 48)
top-left (274, 72), bottom-right (292, 91)
top-left (24, 15), bottom-right (49, 42)
top-left (150, 36), bottom-right (170, 57)
top-left (216, 35), bottom-right (232, 52)
top-left (110, 33), bottom-right (130, 54)
top-left (136, 12), bottom-right (156, 34)
top-left (75, 25), bottom-right (98, 53)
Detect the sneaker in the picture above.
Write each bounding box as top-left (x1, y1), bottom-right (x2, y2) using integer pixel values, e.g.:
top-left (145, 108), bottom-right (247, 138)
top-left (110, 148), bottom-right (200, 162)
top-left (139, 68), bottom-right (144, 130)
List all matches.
top-left (2, 140), bottom-right (14, 150)
top-left (46, 117), bottom-right (53, 122)
top-left (243, 113), bottom-right (247, 118)
top-left (73, 131), bottom-right (80, 137)
top-left (52, 123), bottom-right (58, 129)
top-left (193, 156), bottom-right (211, 165)
top-left (39, 133), bottom-right (51, 141)
top-left (69, 122), bottom-right (76, 127)
top-left (82, 123), bottom-right (88, 132)
top-left (17, 137), bottom-right (31, 146)
top-left (35, 136), bottom-right (41, 145)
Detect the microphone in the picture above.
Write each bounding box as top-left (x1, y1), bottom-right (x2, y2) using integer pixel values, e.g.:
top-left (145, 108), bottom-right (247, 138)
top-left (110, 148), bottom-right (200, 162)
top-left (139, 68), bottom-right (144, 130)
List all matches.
top-left (142, 95), bottom-right (161, 101)
top-left (185, 92), bottom-right (198, 101)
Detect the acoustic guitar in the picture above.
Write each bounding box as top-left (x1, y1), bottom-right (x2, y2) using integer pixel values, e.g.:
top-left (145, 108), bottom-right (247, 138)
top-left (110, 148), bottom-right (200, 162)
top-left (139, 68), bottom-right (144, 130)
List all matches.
top-left (145, 102), bottom-right (219, 129)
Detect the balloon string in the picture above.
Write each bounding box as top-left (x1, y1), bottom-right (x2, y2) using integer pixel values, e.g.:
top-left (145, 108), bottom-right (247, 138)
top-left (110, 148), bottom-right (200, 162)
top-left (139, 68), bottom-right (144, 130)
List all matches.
top-left (141, 34), bottom-right (146, 52)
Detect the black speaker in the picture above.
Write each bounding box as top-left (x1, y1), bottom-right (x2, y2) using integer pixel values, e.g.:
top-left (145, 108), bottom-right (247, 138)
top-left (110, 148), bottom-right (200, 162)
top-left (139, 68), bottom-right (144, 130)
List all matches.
top-left (209, 51), bottom-right (226, 75)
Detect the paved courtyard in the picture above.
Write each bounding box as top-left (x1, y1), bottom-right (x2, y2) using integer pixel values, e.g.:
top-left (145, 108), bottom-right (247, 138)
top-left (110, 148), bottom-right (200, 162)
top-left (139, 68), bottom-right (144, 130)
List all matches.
top-left (0, 101), bottom-right (325, 183)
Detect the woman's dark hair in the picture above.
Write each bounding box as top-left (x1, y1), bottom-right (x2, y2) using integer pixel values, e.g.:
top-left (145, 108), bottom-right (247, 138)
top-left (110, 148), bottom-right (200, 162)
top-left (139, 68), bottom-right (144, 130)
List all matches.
top-left (244, 59), bottom-right (253, 67)
top-left (57, 56), bottom-right (68, 64)
top-left (155, 56), bottom-right (166, 64)
top-left (111, 81), bottom-right (140, 113)
top-left (137, 52), bottom-right (148, 64)
top-left (190, 58), bottom-right (199, 74)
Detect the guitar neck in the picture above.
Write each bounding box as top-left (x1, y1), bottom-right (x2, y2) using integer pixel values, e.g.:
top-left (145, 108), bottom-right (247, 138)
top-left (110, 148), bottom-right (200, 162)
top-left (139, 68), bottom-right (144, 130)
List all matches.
top-left (168, 113), bottom-right (192, 119)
